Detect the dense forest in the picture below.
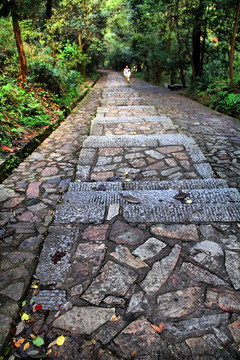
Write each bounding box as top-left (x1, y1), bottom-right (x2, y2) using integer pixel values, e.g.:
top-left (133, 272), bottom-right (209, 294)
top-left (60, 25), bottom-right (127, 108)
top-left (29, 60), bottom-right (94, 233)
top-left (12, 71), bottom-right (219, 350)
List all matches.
top-left (0, 0), bottom-right (240, 158)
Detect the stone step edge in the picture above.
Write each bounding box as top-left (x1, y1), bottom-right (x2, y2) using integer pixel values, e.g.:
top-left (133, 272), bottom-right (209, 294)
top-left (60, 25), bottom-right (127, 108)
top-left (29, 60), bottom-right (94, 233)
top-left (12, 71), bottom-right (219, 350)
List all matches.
top-left (69, 178), bottom-right (228, 192)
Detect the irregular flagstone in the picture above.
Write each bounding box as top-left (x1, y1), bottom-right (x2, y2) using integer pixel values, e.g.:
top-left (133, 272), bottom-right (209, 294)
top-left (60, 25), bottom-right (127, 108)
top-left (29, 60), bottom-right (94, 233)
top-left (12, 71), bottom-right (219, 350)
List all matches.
top-left (140, 244), bottom-right (181, 296)
top-left (126, 291), bottom-right (148, 314)
top-left (205, 288), bottom-right (240, 312)
top-left (82, 261), bottom-right (138, 305)
top-left (33, 290), bottom-right (67, 310)
top-left (82, 224), bottom-right (109, 241)
top-left (185, 334), bottom-right (220, 356)
top-left (167, 313), bottom-right (229, 338)
top-left (26, 181), bottom-right (41, 198)
top-left (220, 235), bottom-right (240, 250)
top-left (132, 237), bottom-right (167, 260)
top-left (114, 317), bottom-right (161, 358)
top-left (110, 245), bottom-right (148, 269)
top-left (107, 204), bottom-right (120, 220)
top-left (150, 224), bottom-right (199, 241)
top-left (225, 251), bottom-right (240, 290)
top-left (179, 262), bottom-right (228, 286)
top-left (0, 185), bottom-right (20, 202)
top-left (157, 287), bottom-right (201, 319)
top-left (0, 315), bottom-right (13, 350)
top-left (189, 240), bottom-right (224, 272)
top-left (0, 266), bottom-right (29, 288)
top-left (53, 306), bottom-right (115, 335)
top-left (0, 282), bottom-right (24, 301)
top-left (228, 316), bottom-right (240, 343)
top-left (103, 296), bottom-right (125, 307)
top-left (109, 220), bottom-right (145, 245)
top-left (94, 315), bottom-right (127, 345)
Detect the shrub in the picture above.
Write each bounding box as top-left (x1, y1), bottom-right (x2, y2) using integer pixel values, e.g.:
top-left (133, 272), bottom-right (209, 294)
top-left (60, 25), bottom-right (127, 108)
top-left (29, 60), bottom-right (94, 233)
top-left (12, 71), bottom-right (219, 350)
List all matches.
top-left (29, 61), bottom-right (63, 96)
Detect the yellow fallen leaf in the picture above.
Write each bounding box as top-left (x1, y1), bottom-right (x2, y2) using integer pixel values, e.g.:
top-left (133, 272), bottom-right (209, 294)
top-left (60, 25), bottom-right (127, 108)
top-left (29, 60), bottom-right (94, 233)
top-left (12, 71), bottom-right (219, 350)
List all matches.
top-left (46, 349), bottom-right (52, 356)
top-left (14, 338), bottom-right (25, 348)
top-left (24, 342), bottom-right (30, 351)
top-left (125, 179), bottom-right (131, 182)
top-left (30, 334), bottom-right (37, 339)
top-left (132, 132), bottom-right (136, 135)
top-left (56, 335), bottom-right (65, 346)
top-left (91, 339), bottom-right (96, 344)
top-left (110, 315), bottom-right (120, 322)
top-left (21, 313), bottom-right (30, 321)
top-left (150, 324), bottom-right (162, 333)
top-left (31, 284), bottom-right (39, 289)
top-left (186, 199), bottom-right (193, 204)
top-left (123, 171), bottom-right (128, 175)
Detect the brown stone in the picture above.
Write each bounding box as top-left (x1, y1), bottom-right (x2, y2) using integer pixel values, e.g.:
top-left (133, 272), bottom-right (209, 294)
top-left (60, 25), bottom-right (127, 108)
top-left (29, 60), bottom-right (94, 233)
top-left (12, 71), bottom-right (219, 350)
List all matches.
top-left (26, 181), bottom-right (41, 198)
top-left (228, 317), bottom-right (240, 343)
top-left (185, 334), bottom-right (219, 356)
top-left (3, 197), bottom-right (25, 209)
top-left (205, 288), bottom-right (240, 312)
top-left (91, 172), bottom-right (115, 181)
top-left (172, 152), bottom-right (189, 160)
top-left (109, 220), bottom-right (145, 245)
top-left (145, 161), bottom-right (165, 171)
top-left (157, 287), bottom-right (201, 319)
top-left (110, 245), bottom-right (148, 269)
top-left (157, 146), bottom-right (184, 154)
top-left (41, 167), bottom-right (58, 176)
top-left (17, 211), bottom-right (39, 222)
top-left (150, 224), bottom-right (199, 241)
top-left (82, 225), bottom-right (109, 241)
top-left (99, 148), bottom-right (124, 156)
top-left (114, 317), bottom-right (161, 357)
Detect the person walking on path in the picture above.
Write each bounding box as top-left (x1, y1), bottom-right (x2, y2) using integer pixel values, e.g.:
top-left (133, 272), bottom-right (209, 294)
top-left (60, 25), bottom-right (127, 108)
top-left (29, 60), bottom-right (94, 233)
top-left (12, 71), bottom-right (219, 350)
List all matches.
top-left (123, 65), bottom-right (131, 85)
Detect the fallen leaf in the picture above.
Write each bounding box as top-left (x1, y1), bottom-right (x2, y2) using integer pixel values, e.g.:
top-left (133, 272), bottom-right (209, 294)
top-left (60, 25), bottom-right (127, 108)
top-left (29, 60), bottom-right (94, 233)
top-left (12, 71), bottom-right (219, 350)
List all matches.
top-left (50, 250), bottom-right (67, 264)
top-left (46, 349), bottom-right (52, 356)
top-left (131, 349), bottom-right (137, 356)
top-left (107, 175), bottom-right (120, 181)
top-left (8, 355), bottom-right (15, 360)
top-left (33, 337), bottom-right (44, 347)
top-left (1, 145), bottom-right (14, 152)
top-left (186, 199), bottom-right (193, 204)
top-left (174, 192), bottom-right (189, 200)
top-left (47, 339), bottom-right (57, 349)
top-left (30, 334), bottom-right (37, 340)
top-left (34, 304), bottom-right (42, 311)
top-left (132, 132), bottom-right (136, 135)
top-left (14, 338), bottom-right (25, 348)
top-left (110, 315), bottom-right (120, 322)
top-left (150, 324), bottom-right (162, 333)
top-left (15, 322), bottom-right (25, 336)
top-left (26, 350), bottom-right (40, 356)
top-left (122, 195), bottom-right (141, 204)
top-left (22, 300), bottom-right (27, 307)
top-left (96, 184), bottom-right (107, 191)
top-left (91, 339), bottom-right (96, 344)
top-left (21, 313), bottom-right (30, 321)
top-left (237, 223), bottom-right (240, 228)
top-left (56, 335), bottom-right (65, 346)
top-left (123, 171), bottom-right (128, 175)
top-left (158, 322), bottom-right (167, 332)
top-left (23, 342), bottom-right (30, 351)
top-left (125, 179), bottom-right (131, 182)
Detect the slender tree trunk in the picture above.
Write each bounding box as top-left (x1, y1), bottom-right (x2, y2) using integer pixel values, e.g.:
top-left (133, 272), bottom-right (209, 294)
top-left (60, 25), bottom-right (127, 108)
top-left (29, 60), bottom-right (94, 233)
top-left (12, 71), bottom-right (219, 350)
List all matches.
top-left (230, 0), bottom-right (240, 89)
top-left (46, 0), bottom-right (53, 20)
top-left (192, 0), bottom-right (204, 80)
top-left (201, 19), bottom-right (207, 72)
top-left (11, 7), bottom-right (28, 87)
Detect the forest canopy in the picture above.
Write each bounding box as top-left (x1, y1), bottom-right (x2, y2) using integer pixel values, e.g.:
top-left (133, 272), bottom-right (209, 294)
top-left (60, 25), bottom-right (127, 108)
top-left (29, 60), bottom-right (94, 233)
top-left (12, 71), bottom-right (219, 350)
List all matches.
top-left (0, 0), bottom-right (240, 154)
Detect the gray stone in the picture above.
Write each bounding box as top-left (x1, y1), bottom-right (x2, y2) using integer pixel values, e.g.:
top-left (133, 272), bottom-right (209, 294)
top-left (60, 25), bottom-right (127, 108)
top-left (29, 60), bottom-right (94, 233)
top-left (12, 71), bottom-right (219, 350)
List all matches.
top-left (220, 235), bottom-right (240, 250)
top-left (140, 245), bottom-right (181, 296)
top-left (107, 204), bottom-right (120, 221)
top-left (110, 245), bottom-right (148, 269)
top-left (127, 291), bottom-right (148, 313)
top-left (0, 282), bottom-right (24, 301)
top-left (157, 287), bottom-right (201, 319)
top-left (53, 306), bottom-right (115, 335)
top-left (194, 163), bottom-right (214, 178)
top-left (18, 235), bottom-right (42, 250)
top-left (225, 251), bottom-right (240, 290)
top-left (71, 284), bottom-right (84, 296)
top-left (189, 240), bottom-right (223, 271)
top-left (103, 296), bottom-right (125, 307)
top-left (33, 290), bottom-right (67, 310)
top-left (78, 149), bottom-right (96, 165)
top-left (151, 224), bottom-right (199, 241)
top-left (161, 167), bottom-right (181, 177)
top-left (0, 314), bottom-right (12, 352)
top-left (205, 288), bottom-right (240, 312)
top-left (185, 334), bottom-right (220, 356)
top-left (7, 252), bottom-right (36, 265)
top-left (36, 226), bottom-right (79, 285)
top-left (179, 262), bottom-right (228, 286)
top-left (0, 266), bottom-right (29, 288)
top-left (114, 317), bottom-right (161, 358)
top-left (133, 237), bottom-right (167, 260)
top-left (76, 165), bottom-right (91, 180)
top-left (109, 220), bottom-right (145, 245)
top-left (145, 150), bottom-right (165, 160)
top-left (0, 185), bottom-right (19, 202)
top-left (199, 225), bottom-right (220, 240)
top-left (167, 313), bottom-right (229, 338)
top-left (54, 202), bottom-right (105, 224)
top-left (82, 261), bottom-right (137, 305)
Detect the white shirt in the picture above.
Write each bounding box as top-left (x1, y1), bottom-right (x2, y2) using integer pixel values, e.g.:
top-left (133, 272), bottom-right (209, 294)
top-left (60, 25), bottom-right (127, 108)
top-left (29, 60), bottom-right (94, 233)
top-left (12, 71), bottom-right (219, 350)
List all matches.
top-left (124, 68), bottom-right (131, 77)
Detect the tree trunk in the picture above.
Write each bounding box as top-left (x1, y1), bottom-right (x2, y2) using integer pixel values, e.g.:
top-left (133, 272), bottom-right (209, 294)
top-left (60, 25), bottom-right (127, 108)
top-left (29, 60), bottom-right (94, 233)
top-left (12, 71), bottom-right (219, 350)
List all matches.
top-left (192, 0), bottom-right (204, 80)
top-left (46, 0), bottom-right (53, 20)
top-left (11, 10), bottom-right (28, 87)
top-left (230, 0), bottom-right (240, 89)
top-left (201, 19), bottom-right (207, 72)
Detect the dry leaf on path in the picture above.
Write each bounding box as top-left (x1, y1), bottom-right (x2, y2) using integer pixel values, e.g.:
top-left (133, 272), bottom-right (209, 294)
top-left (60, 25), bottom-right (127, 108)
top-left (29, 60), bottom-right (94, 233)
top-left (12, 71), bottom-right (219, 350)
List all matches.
top-left (122, 195), bottom-right (141, 204)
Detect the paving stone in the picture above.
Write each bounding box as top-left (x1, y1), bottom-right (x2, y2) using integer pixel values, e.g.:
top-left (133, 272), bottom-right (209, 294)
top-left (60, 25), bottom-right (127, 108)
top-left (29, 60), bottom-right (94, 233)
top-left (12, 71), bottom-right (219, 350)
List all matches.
top-left (70, 284), bottom-right (84, 296)
top-left (76, 165), bottom-right (91, 180)
top-left (107, 204), bottom-right (120, 220)
top-left (220, 235), bottom-right (240, 250)
top-left (3, 197), bottom-right (25, 208)
top-left (114, 317), bottom-right (161, 358)
top-left (199, 225), bottom-right (221, 240)
top-left (179, 262), bottom-right (228, 286)
top-left (94, 315), bottom-right (127, 345)
top-left (82, 261), bottom-right (137, 305)
top-left (35, 226), bottom-right (79, 285)
top-left (225, 251), bottom-right (240, 290)
top-left (41, 166), bottom-right (58, 176)
top-left (0, 266), bottom-right (29, 288)
top-left (185, 334), bottom-right (220, 356)
top-left (150, 224), bottom-right (199, 241)
top-left (82, 224), bottom-right (109, 241)
top-left (18, 235), bottom-right (42, 250)
top-left (132, 237), bottom-right (167, 260)
top-left (126, 291), bottom-right (148, 313)
top-left (0, 314), bottom-right (13, 352)
top-left (189, 240), bottom-right (224, 271)
top-left (91, 171), bottom-right (115, 181)
top-left (0, 282), bottom-right (24, 301)
top-left (205, 288), bottom-right (240, 312)
top-left (33, 290), bottom-right (67, 310)
top-left (7, 252), bottom-right (36, 265)
top-left (228, 316), bottom-right (240, 343)
top-left (157, 287), bottom-right (201, 319)
top-left (53, 306), bottom-right (115, 335)
top-left (103, 296), bottom-right (125, 307)
top-left (110, 245), bottom-right (148, 269)
top-left (140, 244), bottom-right (181, 296)
top-left (167, 313), bottom-right (229, 339)
top-left (109, 220), bottom-right (145, 245)
top-left (145, 150), bottom-right (165, 160)
top-left (0, 185), bottom-right (19, 202)
top-left (54, 201), bottom-right (105, 224)
top-left (194, 163), bottom-right (214, 178)
top-left (26, 181), bottom-right (41, 198)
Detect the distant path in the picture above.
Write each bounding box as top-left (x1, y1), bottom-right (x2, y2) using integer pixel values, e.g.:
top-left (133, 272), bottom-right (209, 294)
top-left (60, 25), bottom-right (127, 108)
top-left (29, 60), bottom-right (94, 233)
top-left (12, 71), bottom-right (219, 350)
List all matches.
top-left (131, 76), bottom-right (240, 190)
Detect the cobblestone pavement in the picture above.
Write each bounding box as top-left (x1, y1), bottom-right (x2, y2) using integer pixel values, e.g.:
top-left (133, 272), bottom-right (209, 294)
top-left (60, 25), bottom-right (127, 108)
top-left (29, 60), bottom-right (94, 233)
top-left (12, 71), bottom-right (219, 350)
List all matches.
top-left (1, 72), bottom-right (240, 360)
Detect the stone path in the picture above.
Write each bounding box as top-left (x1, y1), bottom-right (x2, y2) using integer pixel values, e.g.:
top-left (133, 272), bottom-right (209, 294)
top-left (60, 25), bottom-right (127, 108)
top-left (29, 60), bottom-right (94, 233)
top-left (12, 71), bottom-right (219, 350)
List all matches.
top-left (1, 72), bottom-right (240, 359)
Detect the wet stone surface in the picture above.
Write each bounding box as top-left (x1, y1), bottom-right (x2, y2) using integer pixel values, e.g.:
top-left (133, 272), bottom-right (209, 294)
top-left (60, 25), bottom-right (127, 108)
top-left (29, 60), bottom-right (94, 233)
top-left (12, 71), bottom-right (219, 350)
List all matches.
top-left (1, 71), bottom-right (240, 360)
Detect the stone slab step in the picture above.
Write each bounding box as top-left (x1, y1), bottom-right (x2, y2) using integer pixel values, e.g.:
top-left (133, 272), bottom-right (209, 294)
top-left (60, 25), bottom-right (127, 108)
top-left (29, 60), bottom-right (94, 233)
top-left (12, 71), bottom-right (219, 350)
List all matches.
top-left (100, 99), bottom-right (146, 106)
top-left (69, 178), bottom-right (228, 192)
top-left (90, 116), bottom-right (177, 136)
top-left (54, 188), bottom-right (240, 224)
top-left (96, 105), bottom-right (158, 117)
